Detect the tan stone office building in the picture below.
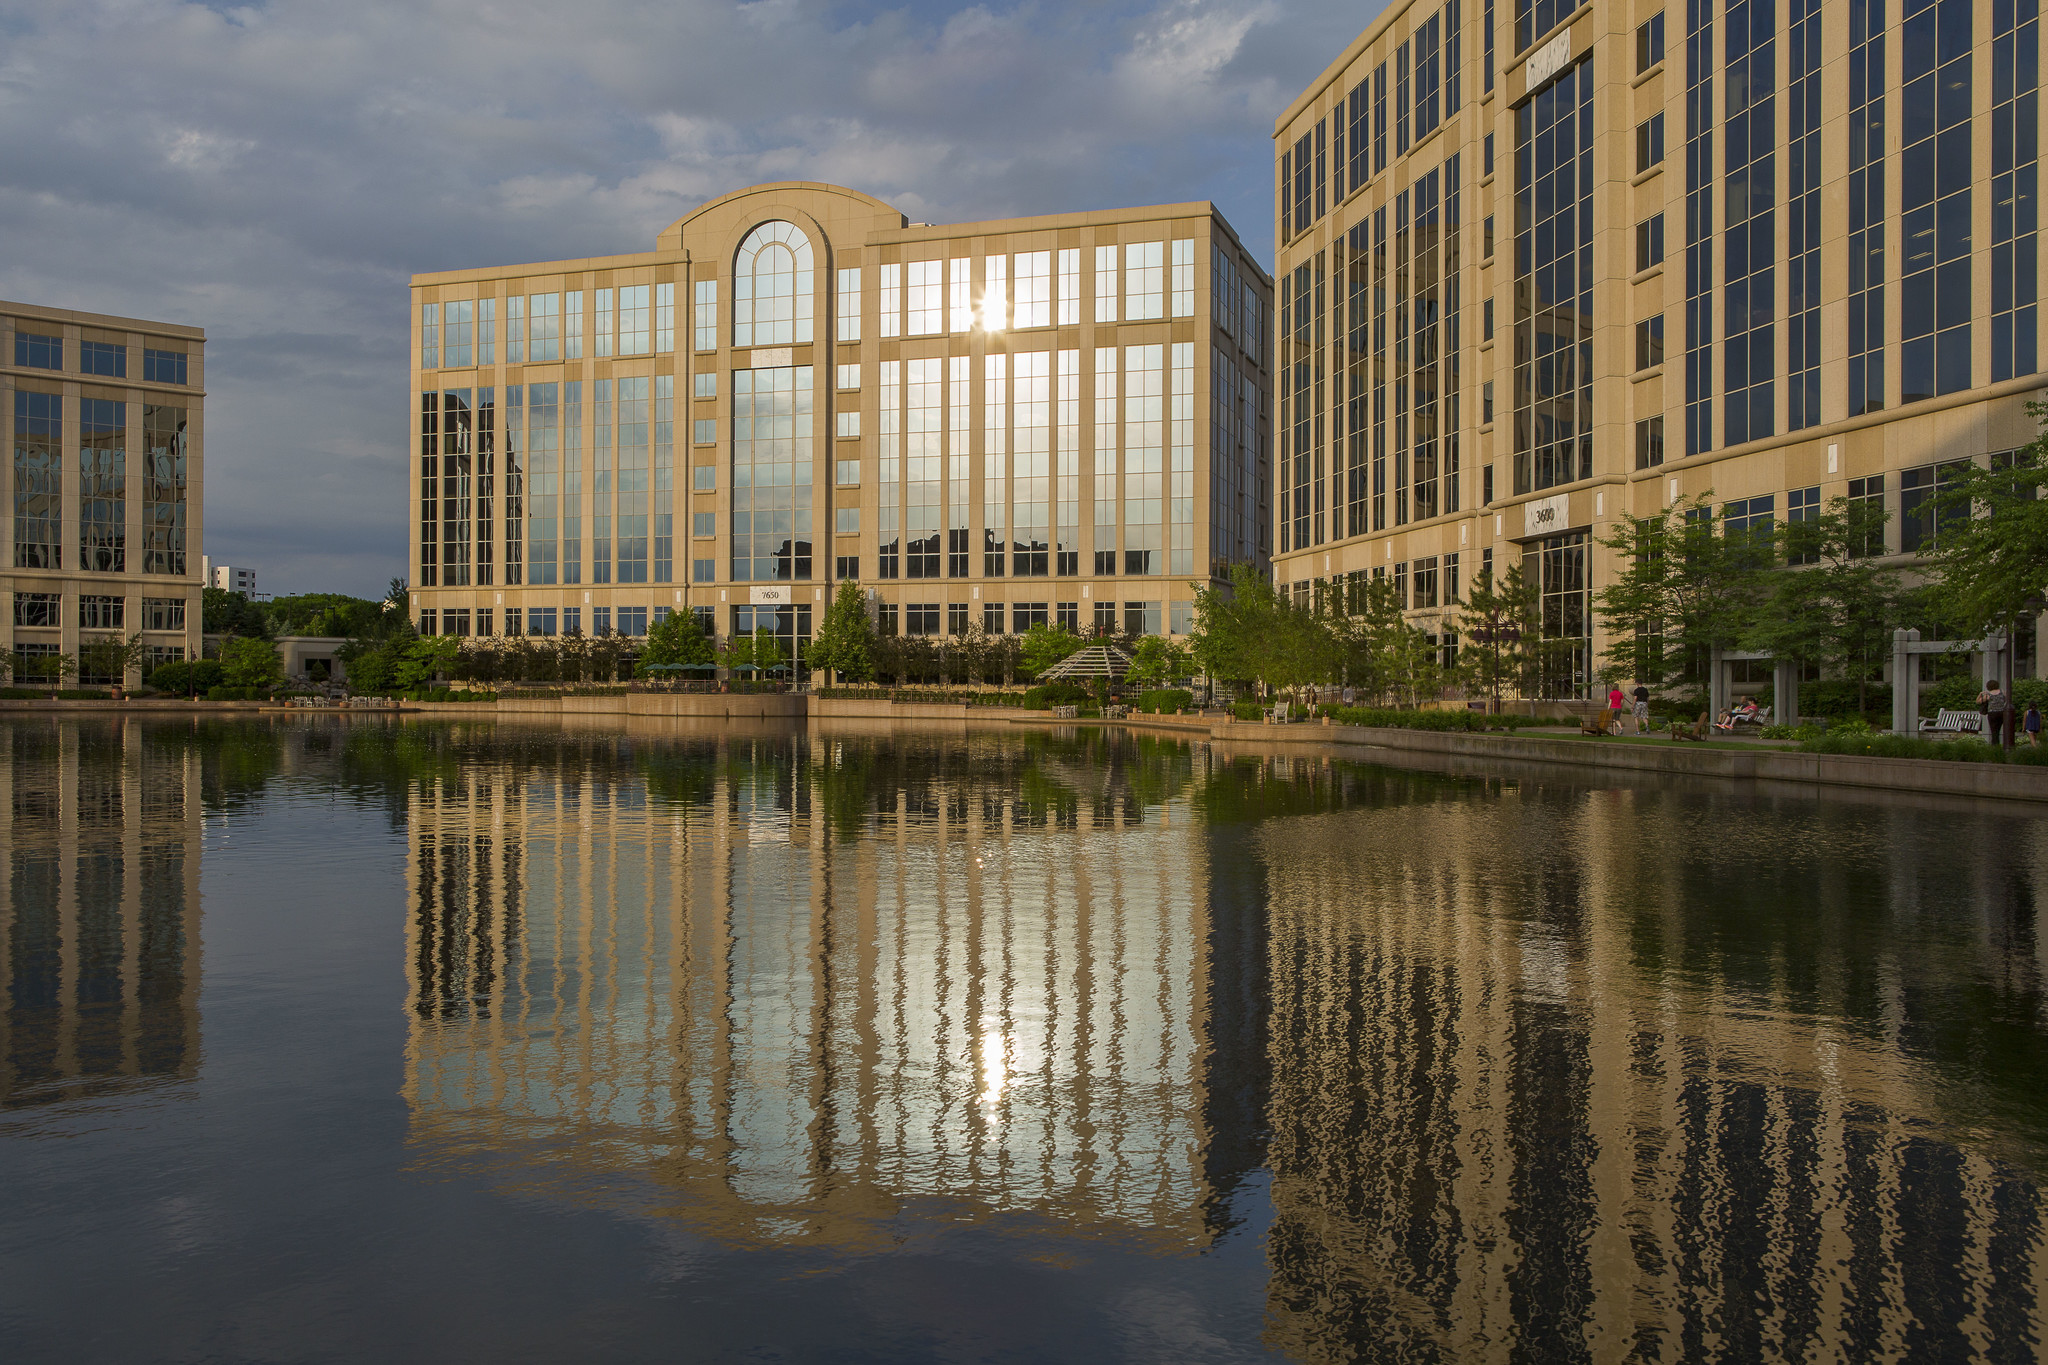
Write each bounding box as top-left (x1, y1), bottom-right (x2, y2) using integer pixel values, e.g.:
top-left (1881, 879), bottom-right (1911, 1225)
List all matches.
top-left (3, 302), bottom-right (204, 684)
top-left (408, 182), bottom-right (1271, 660)
top-left (1273, 0), bottom-right (2048, 690)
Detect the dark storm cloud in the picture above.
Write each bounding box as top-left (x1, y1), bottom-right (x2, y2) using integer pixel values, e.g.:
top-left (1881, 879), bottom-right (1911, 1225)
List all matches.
top-left (0, 0), bottom-right (1381, 596)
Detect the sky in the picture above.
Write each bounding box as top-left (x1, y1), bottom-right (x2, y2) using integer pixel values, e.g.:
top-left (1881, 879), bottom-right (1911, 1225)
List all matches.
top-left (0, 0), bottom-right (1380, 599)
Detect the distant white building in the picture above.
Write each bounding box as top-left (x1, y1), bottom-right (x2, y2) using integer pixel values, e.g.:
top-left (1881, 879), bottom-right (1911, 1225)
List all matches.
top-left (202, 556), bottom-right (257, 595)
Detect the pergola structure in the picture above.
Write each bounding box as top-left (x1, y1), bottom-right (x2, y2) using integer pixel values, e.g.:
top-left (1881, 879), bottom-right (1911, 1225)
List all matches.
top-left (1036, 644), bottom-right (1134, 683)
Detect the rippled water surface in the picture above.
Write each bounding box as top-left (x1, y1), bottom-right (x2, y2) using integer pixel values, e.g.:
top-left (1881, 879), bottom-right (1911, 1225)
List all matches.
top-left (4, 715), bottom-right (2047, 1363)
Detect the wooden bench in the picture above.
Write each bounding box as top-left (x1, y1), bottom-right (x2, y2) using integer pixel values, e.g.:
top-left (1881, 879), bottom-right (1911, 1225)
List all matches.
top-left (1579, 707), bottom-right (1617, 736)
top-left (1919, 708), bottom-right (1984, 735)
top-left (1671, 710), bottom-right (1711, 742)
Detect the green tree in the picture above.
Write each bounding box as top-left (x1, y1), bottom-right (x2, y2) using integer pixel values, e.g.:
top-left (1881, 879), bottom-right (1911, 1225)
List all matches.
top-left (1742, 496), bottom-right (1901, 714)
top-left (1928, 414), bottom-right (2048, 721)
top-left (1454, 563), bottom-right (1539, 711)
top-left (11, 648), bottom-right (77, 687)
top-left (455, 637), bottom-right (505, 686)
top-left (946, 619), bottom-right (992, 687)
top-left (393, 635), bottom-right (458, 692)
top-left (266, 592), bottom-right (384, 639)
top-left (1126, 635), bottom-right (1193, 687)
top-left (1594, 494), bottom-right (1770, 694)
top-left (567, 631), bottom-right (606, 683)
top-left (1019, 621), bottom-right (1086, 679)
top-left (202, 587), bottom-right (271, 637)
top-left (635, 609), bottom-right (714, 678)
top-left (219, 635), bottom-right (283, 689)
top-left (78, 632), bottom-right (147, 687)
top-left (808, 580), bottom-right (876, 682)
top-left (1189, 564), bottom-right (1280, 694)
top-left (751, 628), bottom-right (788, 676)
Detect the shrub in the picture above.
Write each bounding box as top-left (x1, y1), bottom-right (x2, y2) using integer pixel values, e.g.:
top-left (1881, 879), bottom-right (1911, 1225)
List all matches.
top-left (1230, 700), bottom-right (1265, 721)
top-left (1795, 725), bottom-right (2048, 763)
top-left (1136, 688), bottom-right (1195, 714)
top-left (1324, 706), bottom-right (1529, 732)
top-left (145, 659), bottom-right (225, 694)
top-left (1023, 681), bottom-right (1093, 710)
top-left (206, 686), bottom-right (270, 701)
top-left (0, 688), bottom-right (109, 700)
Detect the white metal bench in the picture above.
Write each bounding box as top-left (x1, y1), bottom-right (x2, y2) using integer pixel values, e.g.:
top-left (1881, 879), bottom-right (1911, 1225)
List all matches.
top-left (1715, 704), bottom-right (1772, 733)
top-left (1052, 704), bottom-right (1078, 719)
top-left (1919, 708), bottom-right (1984, 735)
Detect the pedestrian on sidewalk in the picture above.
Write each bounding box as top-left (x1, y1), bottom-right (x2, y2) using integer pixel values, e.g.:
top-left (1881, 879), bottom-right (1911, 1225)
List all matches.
top-left (1632, 683), bottom-right (1651, 734)
top-left (1979, 680), bottom-right (2012, 745)
top-left (2026, 703), bottom-right (2042, 747)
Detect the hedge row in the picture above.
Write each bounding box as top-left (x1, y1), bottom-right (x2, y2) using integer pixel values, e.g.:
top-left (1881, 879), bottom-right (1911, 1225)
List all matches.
top-left (1800, 730), bottom-right (2048, 764)
top-left (1023, 682), bottom-right (1094, 710)
top-left (1324, 706), bottom-right (1531, 732)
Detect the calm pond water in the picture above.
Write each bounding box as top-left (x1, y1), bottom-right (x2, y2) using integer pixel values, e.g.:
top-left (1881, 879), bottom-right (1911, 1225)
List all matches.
top-left (3, 716), bottom-right (2046, 1363)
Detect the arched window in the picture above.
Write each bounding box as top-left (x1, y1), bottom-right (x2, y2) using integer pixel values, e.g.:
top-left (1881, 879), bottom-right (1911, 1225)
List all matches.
top-left (733, 220), bottom-right (813, 347)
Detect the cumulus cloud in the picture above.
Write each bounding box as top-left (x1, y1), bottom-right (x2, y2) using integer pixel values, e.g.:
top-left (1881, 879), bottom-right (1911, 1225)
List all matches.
top-left (0, 0), bottom-right (1383, 595)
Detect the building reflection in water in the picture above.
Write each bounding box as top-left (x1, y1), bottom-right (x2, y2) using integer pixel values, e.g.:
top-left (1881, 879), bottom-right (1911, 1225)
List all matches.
top-left (1, 720), bottom-right (202, 1108)
top-left (404, 727), bottom-right (2048, 1359)
top-left (404, 724), bottom-right (1258, 1251)
top-left (1239, 762), bottom-right (2048, 1362)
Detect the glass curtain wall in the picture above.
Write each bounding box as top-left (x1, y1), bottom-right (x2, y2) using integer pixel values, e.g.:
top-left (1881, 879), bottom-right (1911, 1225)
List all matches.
top-left (1722, 0), bottom-right (1776, 446)
top-left (906, 358), bottom-right (940, 578)
top-left (617, 378), bottom-right (649, 583)
top-left (1786, 0), bottom-right (1822, 428)
top-left (1513, 58), bottom-right (1594, 494)
top-left (879, 360), bottom-right (900, 579)
top-left (1685, 2), bottom-right (1715, 452)
top-left (1124, 345), bottom-right (1164, 575)
top-left (1407, 158), bottom-right (1461, 522)
top-left (730, 366), bottom-right (813, 582)
top-left (1526, 530), bottom-right (1589, 696)
top-left (526, 384), bottom-right (561, 585)
top-left (948, 356), bottom-right (970, 577)
top-left (1849, 0), bottom-right (1886, 413)
top-left (984, 356), bottom-right (1007, 577)
top-left (143, 405), bottom-right (187, 575)
top-left (1057, 349), bottom-right (1080, 575)
top-left (593, 380), bottom-right (613, 584)
top-left (13, 393), bottom-right (60, 570)
top-left (79, 398), bottom-right (125, 573)
top-left (1899, 0), bottom-right (1974, 402)
top-left (474, 387), bottom-right (495, 586)
top-left (1093, 347), bottom-right (1116, 574)
top-left (1014, 352), bottom-right (1050, 576)
top-left (1993, 0), bottom-right (2040, 380)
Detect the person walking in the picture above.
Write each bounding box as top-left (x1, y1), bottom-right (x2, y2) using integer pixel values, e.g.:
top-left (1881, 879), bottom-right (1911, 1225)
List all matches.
top-left (1607, 683), bottom-right (1626, 729)
top-left (2027, 703), bottom-right (2042, 747)
top-left (1632, 683), bottom-right (1651, 734)
top-left (1979, 679), bottom-right (2012, 746)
